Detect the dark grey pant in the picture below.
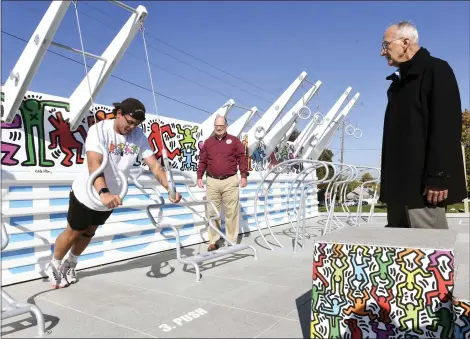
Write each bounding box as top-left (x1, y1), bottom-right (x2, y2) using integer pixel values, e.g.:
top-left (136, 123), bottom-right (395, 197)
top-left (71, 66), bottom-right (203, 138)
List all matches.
top-left (386, 204), bottom-right (449, 229)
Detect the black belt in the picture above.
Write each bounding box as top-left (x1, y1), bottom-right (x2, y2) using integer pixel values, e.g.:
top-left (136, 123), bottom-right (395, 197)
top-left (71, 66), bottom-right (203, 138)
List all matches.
top-left (207, 173), bottom-right (235, 180)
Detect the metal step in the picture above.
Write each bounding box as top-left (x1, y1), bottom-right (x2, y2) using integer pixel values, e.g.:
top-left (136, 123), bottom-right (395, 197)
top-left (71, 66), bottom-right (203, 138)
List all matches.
top-left (178, 242), bottom-right (258, 282)
top-left (182, 244), bottom-right (252, 264)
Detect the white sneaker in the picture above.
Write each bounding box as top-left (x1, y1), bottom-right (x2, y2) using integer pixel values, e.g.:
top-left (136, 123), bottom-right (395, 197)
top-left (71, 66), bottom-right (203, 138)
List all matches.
top-left (63, 259), bottom-right (78, 284)
top-left (46, 263), bottom-right (69, 289)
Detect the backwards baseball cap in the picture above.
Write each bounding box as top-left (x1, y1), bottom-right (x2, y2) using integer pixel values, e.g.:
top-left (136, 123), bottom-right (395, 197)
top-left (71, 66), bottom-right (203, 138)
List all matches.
top-left (113, 98), bottom-right (146, 121)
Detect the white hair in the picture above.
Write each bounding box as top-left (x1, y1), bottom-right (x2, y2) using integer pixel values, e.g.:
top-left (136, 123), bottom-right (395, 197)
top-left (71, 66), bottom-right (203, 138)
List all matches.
top-left (391, 20), bottom-right (419, 45)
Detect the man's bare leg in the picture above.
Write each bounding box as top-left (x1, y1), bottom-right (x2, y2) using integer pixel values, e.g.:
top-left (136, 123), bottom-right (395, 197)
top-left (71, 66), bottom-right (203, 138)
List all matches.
top-left (47, 224), bottom-right (84, 288)
top-left (62, 225), bottom-right (99, 284)
top-left (53, 224), bottom-right (84, 260)
top-left (69, 225), bottom-right (98, 257)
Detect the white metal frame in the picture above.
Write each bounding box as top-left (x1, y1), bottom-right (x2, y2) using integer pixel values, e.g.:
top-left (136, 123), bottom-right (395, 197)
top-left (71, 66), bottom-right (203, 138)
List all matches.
top-left (245, 72), bottom-right (308, 155)
top-left (1, 1), bottom-right (71, 124)
top-left (1, 0), bottom-right (148, 132)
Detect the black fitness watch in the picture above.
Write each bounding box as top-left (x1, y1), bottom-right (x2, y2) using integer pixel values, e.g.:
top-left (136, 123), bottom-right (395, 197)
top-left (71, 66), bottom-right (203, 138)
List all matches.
top-left (98, 188), bottom-right (110, 195)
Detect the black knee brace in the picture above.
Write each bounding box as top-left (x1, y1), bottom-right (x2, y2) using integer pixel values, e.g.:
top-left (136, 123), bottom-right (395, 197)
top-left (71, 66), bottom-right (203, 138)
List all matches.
top-left (81, 231), bottom-right (95, 238)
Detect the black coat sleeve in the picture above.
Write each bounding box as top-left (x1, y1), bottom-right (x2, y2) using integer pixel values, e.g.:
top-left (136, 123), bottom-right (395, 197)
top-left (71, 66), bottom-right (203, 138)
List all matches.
top-left (424, 60), bottom-right (463, 189)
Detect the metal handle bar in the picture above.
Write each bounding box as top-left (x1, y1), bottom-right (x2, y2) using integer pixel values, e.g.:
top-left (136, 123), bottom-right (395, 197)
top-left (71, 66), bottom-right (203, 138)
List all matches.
top-left (285, 163), bottom-right (325, 247)
top-left (86, 143), bottom-right (128, 207)
top-left (255, 159), bottom-right (341, 251)
top-left (129, 167), bottom-right (165, 206)
top-left (329, 164), bottom-right (358, 185)
top-left (146, 199), bottom-right (221, 233)
top-left (130, 167), bottom-right (145, 187)
top-left (1, 223), bottom-right (9, 251)
top-left (286, 162), bottom-right (328, 216)
top-left (355, 167), bottom-right (381, 225)
top-left (323, 164), bottom-right (357, 232)
top-left (173, 170), bottom-right (200, 201)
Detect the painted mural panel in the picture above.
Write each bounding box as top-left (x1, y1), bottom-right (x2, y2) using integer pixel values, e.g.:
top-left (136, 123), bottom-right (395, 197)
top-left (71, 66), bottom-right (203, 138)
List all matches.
top-left (453, 299), bottom-right (470, 338)
top-left (1, 90), bottom-right (302, 173)
top-left (240, 132), bottom-right (302, 174)
top-left (311, 242), bottom-right (455, 339)
top-left (0, 91), bottom-right (202, 172)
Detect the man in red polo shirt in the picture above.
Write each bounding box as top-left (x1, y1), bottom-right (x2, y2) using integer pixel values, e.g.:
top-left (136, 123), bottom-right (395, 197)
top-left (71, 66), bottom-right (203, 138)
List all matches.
top-left (197, 116), bottom-right (248, 251)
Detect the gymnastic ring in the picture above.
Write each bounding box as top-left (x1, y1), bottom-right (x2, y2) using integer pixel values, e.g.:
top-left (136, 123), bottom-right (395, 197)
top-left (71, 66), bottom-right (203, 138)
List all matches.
top-left (297, 106), bottom-right (311, 120)
top-left (353, 128), bottom-right (363, 139)
top-left (345, 124), bottom-right (356, 136)
top-left (255, 126), bottom-right (265, 140)
top-left (313, 112), bottom-right (325, 125)
top-left (86, 144), bottom-right (128, 206)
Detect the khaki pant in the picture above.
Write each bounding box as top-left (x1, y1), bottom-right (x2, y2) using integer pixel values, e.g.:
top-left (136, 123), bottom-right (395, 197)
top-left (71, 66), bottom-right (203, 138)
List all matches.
top-left (386, 204), bottom-right (449, 229)
top-left (206, 175), bottom-right (240, 244)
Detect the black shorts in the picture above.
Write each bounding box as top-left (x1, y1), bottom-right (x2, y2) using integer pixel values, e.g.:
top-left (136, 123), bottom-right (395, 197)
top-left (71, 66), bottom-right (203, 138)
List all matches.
top-left (67, 190), bottom-right (113, 231)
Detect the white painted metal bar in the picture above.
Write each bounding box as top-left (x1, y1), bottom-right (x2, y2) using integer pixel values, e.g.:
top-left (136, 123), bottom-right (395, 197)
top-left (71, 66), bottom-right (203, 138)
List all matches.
top-left (305, 92), bottom-right (360, 160)
top-left (261, 81), bottom-right (322, 161)
top-left (199, 99), bottom-right (235, 139)
top-left (245, 71), bottom-right (307, 155)
top-left (293, 87), bottom-right (352, 157)
top-left (227, 106), bottom-right (258, 138)
top-left (108, 0), bottom-right (138, 13)
top-left (1, 0), bottom-right (71, 123)
top-left (67, 4), bottom-right (148, 130)
top-left (50, 41), bottom-right (107, 61)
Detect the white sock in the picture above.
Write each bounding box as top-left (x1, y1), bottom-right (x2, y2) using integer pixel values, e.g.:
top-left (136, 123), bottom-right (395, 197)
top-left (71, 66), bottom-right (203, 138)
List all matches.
top-left (68, 252), bottom-right (79, 264)
top-left (51, 257), bottom-right (62, 269)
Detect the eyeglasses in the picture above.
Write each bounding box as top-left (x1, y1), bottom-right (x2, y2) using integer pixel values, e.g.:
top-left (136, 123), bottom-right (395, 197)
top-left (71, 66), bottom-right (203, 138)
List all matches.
top-left (381, 37), bottom-right (404, 50)
top-left (123, 114), bottom-right (141, 127)
top-left (214, 124), bottom-right (226, 128)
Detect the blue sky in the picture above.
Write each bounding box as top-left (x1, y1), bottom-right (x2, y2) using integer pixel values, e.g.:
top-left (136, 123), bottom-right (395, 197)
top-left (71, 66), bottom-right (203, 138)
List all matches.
top-left (2, 1), bottom-right (469, 168)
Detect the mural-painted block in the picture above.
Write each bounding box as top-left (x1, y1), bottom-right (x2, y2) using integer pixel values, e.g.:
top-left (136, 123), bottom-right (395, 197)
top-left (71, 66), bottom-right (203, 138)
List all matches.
top-left (311, 242), bottom-right (455, 338)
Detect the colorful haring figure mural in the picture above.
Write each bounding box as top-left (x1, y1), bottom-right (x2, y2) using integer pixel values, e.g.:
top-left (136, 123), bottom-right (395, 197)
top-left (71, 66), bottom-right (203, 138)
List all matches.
top-left (146, 120), bottom-right (181, 168)
top-left (19, 95), bottom-right (70, 167)
top-left (251, 141), bottom-right (266, 171)
top-left (176, 123), bottom-right (199, 171)
top-left (310, 243), bottom-right (469, 339)
top-left (1, 91), bottom-right (302, 172)
top-left (48, 110), bottom-right (87, 167)
top-left (87, 106), bottom-right (116, 128)
top-left (1, 114), bottom-right (22, 166)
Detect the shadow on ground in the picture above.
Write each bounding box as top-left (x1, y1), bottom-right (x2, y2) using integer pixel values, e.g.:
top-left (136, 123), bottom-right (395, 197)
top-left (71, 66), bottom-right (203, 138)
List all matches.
top-left (295, 290), bottom-right (312, 339)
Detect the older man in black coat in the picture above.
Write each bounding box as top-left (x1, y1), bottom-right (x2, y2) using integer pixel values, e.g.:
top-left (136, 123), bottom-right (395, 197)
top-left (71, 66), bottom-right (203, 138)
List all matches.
top-left (379, 21), bottom-right (466, 229)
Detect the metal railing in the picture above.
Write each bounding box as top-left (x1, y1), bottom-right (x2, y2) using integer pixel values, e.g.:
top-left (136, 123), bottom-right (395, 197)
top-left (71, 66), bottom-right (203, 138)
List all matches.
top-left (254, 159), bottom-right (381, 252)
top-left (1, 223), bottom-right (50, 337)
top-left (135, 170), bottom-right (258, 282)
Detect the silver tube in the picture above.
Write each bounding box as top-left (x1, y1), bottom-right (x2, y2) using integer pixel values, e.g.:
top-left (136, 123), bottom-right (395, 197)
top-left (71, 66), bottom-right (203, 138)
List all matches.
top-left (108, 0), bottom-right (137, 13)
top-left (50, 41), bottom-right (107, 61)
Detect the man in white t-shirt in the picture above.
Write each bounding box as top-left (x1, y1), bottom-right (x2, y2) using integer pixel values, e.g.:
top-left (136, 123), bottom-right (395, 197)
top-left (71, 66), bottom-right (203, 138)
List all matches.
top-left (46, 98), bottom-right (182, 288)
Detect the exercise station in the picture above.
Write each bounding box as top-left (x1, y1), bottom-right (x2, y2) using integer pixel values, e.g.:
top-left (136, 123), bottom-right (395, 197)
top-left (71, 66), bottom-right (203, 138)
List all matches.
top-left (1, 1), bottom-right (469, 338)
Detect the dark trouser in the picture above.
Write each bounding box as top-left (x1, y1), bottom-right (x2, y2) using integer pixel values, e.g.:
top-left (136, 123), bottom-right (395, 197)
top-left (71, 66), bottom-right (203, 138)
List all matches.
top-left (386, 204), bottom-right (449, 229)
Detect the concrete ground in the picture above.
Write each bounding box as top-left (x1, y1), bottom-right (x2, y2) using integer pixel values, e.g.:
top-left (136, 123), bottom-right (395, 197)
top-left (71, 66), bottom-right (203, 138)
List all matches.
top-left (1, 214), bottom-right (467, 338)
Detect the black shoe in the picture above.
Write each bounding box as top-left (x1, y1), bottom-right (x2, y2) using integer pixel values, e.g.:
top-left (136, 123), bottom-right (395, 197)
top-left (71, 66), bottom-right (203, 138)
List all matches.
top-left (207, 244), bottom-right (219, 251)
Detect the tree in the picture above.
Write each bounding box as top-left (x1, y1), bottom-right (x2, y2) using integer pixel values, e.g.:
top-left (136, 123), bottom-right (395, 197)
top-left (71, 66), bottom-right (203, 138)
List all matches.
top-left (463, 109), bottom-right (470, 191)
top-left (346, 180), bottom-right (361, 195)
top-left (288, 128), bottom-right (301, 142)
top-left (361, 172), bottom-right (376, 190)
top-left (361, 172), bottom-right (373, 182)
